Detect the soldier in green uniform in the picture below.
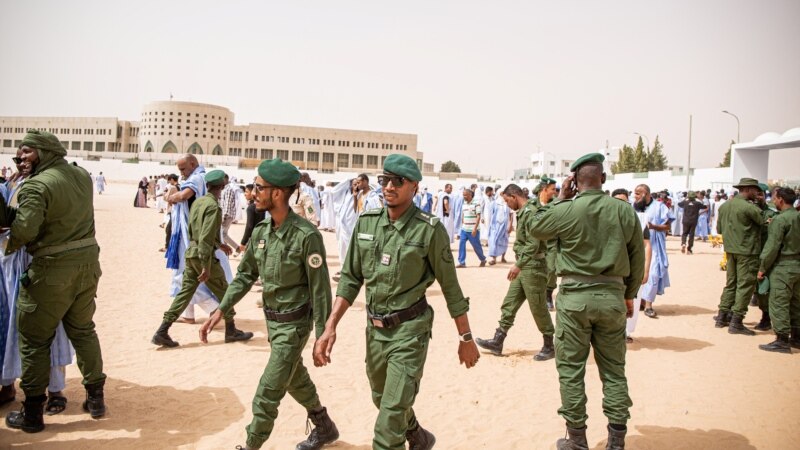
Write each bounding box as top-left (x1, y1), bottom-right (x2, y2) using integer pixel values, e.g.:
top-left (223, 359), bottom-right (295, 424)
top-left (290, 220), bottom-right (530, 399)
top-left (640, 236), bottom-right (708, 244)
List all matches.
top-left (1, 130), bottom-right (106, 432)
top-left (528, 153), bottom-right (644, 450)
top-left (533, 177), bottom-right (559, 310)
top-left (757, 187), bottom-right (800, 353)
top-left (715, 178), bottom-right (764, 335)
top-left (200, 159), bottom-right (338, 450)
top-left (313, 153), bottom-right (480, 450)
top-left (474, 183), bottom-right (555, 361)
top-left (753, 183), bottom-right (779, 331)
top-left (151, 169), bottom-right (252, 347)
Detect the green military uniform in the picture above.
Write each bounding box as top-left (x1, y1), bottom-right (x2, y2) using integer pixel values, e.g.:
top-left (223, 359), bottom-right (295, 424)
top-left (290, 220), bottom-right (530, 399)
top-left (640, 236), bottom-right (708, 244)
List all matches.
top-left (759, 207), bottom-right (800, 338)
top-left (337, 156), bottom-right (470, 450)
top-left (162, 189), bottom-right (234, 323)
top-left (529, 153), bottom-right (644, 434)
top-left (755, 199), bottom-right (778, 315)
top-left (497, 199), bottom-right (553, 337)
top-left (0, 130), bottom-right (106, 427)
top-left (531, 197), bottom-right (559, 297)
top-left (716, 183), bottom-right (764, 319)
top-left (216, 158), bottom-right (335, 449)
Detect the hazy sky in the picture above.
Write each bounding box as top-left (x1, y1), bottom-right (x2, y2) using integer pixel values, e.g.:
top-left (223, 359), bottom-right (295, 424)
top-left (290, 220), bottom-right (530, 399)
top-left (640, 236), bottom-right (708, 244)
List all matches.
top-left (1, 0), bottom-right (798, 178)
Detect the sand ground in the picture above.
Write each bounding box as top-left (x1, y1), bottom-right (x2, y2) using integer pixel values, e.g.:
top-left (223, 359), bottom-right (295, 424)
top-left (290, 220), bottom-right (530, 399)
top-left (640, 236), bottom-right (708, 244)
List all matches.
top-left (1, 182), bottom-right (798, 449)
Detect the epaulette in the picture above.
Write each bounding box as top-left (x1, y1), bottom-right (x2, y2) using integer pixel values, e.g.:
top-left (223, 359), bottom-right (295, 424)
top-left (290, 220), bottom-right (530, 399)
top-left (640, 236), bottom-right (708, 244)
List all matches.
top-left (362, 207), bottom-right (384, 216)
top-left (415, 211), bottom-right (440, 227)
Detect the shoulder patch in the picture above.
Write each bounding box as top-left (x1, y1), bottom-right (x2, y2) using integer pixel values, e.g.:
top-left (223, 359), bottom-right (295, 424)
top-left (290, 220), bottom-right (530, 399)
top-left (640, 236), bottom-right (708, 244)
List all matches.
top-left (416, 211), bottom-right (439, 226)
top-left (307, 253), bottom-right (324, 269)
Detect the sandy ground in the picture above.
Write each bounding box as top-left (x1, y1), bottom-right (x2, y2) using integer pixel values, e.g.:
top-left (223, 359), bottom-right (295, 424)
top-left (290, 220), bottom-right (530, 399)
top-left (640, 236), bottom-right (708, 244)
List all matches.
top-left (1, 182), bottom-right (799, 449)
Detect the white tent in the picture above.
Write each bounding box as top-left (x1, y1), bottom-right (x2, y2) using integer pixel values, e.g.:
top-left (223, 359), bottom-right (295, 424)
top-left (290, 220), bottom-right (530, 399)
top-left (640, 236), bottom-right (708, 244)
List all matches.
top-left (732, 127), bottom-right (800, 182)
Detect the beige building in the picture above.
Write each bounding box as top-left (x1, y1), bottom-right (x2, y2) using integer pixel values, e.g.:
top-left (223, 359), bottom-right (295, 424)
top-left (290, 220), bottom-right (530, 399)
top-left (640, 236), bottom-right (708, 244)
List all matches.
top-left (1, 100), bottom-right (423, 174)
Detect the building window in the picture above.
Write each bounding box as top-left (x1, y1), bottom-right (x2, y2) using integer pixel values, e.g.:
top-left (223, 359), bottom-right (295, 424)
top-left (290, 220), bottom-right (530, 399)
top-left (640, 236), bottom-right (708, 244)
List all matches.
top-left (307, 152), bottom-right (319, 162)
top-left (277, 150), bottom-right (289, 160)
top-left (352, 154), bottom-right (364, 167)
top-left (261, 149), bottom-right (273, 159)
top-left (337, 153), bottom-right (349, 168)
top-left (367, 155), bottom-right (378, 168)
top-left (291, 151), bottom-right (304, 161)
top-left (83, 142), bottom-right (93, 151)
top-left (322, 152), bottom-right (334, 163)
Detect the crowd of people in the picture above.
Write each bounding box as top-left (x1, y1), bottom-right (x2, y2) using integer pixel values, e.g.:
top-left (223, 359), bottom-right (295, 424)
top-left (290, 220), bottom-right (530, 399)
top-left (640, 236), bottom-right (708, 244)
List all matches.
top-left (0, 129), bottom-right (798, 450)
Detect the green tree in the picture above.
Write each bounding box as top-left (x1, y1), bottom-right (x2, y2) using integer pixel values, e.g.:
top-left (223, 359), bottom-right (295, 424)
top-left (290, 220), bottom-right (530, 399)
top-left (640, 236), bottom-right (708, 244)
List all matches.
top-left (440, 160), bottom-right (462, 173)
top-left (718, 140), bottom-right (733, 167)
top-left (647, 135), bottom-right (668, 171)
top-left (632, 137), bottom-right (648, 172)
top-left (611, 144), bottom-right (635, 174)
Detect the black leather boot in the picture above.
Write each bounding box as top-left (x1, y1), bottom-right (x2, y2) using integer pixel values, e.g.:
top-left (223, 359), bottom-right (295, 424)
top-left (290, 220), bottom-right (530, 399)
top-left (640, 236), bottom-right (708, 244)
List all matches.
top-left (546, 289), bottom-right (555, 311)
top-left (606, 424), bottom-right (627, 450)
top-left (83, 379), bottom-right (106, 418)
top-left (534, 335), bottom-right (555, 361)
top-left (714, 310), bottom-right (731, 328)
top-left (406, 423), bottom-right (436, 450)
top-left (152, 321), bottom-right (179, 347)
top-left (475, 328), bottom-right (507, 356)
top-left (296, 406), bottom-right (339, 450)
top-left (753, 310), bottom-right (771, 331)
top-left (224, 320), bottom-right (254, 343)
top-left (790, 327), bottom-right (800, 349)
top-left (556, 426), bottom-right (589, 450)
top-left (759, 334), bottom-right (791, 354)
top-left (5, 394), bottom-right (46, 433)
top-left (728, 314), bottom-right (755, 336)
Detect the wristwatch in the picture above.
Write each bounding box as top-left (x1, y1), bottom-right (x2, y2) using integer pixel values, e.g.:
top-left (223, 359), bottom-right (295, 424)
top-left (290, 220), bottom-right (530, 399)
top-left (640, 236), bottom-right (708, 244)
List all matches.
top-left (459, 331), bottom-right (473, 342)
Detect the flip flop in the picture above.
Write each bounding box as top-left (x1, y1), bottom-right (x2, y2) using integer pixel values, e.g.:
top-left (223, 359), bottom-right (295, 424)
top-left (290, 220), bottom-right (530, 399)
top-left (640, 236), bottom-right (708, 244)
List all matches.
top-left (488, 260), bottom-right (496, 266)
top-left (46, 395), bottom-right (67, 415)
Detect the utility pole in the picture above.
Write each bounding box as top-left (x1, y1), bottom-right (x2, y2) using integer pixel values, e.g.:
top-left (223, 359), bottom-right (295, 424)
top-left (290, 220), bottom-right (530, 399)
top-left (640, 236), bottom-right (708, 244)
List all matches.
top-left (687, 114), bottom-right (693, 190)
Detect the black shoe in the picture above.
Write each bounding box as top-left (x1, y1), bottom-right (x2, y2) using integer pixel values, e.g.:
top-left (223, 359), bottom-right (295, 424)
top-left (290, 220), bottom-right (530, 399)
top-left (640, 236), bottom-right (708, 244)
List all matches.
top-left (479, 260), bottom-right (487, 267)
top-left (225, 320), bottom-right (254, 343)
top-left (759, 334), bottom-right (791, 354)
top-left (82, 380), bottom-right (106, 418)
top-left (5, 394), bottom-right (46, 433)
top-left (296, 407), bottom-right (339, 450)
top-left (152, 321), bottom-right (179, 347)
top-left (790, 327), bottom-right (800, 349)
top-left (728, 314), bottom-right (755, 336)
top-left (606, 424), bottom-right (627, 450)
top-left (475, 328), bottom-right (507, 356)
top-left (406, 424), bottom-right (436, 450)
top-left (534, 335), bottom-right (555, 361)
top-left (556, 425), bottom-right (589, 450)
top-left (714, 310), bottom-right (731, 328)
top-left (753, 311), bottom-right (771, 331)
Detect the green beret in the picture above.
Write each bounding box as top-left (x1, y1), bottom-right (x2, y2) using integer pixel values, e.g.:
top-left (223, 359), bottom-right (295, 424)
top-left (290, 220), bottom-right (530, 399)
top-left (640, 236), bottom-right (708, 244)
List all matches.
top-left (21, 129), bottom-right (67, 156)
top-left (258, 158), bottom-right (300, 187)
top-left (205, 169), bottom-right (226, 186)
top-left (540, 176), bottom-right (556, 185)
top-left (383, 154), bottom-right (422, 182)
top-left (570, 152), bottom-right (605, 172)
top-left (758, 183), bottom-right (770, 193)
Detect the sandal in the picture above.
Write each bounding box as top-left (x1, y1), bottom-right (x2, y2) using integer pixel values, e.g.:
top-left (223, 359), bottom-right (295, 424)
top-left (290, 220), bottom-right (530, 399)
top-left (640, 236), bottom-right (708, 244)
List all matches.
top-left (46, 394), bottom-right (67, 415)
top-left (488, 260), bottom-right (496, 266)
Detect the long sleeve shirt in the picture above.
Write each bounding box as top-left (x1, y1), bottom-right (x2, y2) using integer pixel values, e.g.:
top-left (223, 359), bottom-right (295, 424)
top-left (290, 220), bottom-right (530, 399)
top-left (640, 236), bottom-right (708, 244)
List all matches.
top-left (759, 208), bottom-right (800, 273)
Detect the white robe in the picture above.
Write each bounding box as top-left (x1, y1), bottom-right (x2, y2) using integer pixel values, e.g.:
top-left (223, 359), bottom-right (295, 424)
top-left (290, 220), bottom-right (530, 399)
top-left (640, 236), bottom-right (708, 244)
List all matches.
top-left (434, 191), bottom-right (455, 243)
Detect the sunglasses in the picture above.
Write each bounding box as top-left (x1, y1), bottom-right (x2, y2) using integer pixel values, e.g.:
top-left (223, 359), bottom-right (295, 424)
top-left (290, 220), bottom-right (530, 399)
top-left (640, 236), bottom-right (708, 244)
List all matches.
top-left (254, 183), bottom-right (277, 193)
top-left (12, 157), bottom-right (22, 164)
top-left (377, 174), bottom-right (406, 188)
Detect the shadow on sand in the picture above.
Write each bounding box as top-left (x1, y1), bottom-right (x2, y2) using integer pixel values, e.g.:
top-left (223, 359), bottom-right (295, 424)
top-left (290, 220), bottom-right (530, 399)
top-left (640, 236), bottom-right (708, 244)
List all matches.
top-left (0, 377), bottom-right (245, 449)
top-left (591, 425), bottom-right (757, 450)
top-left (627, 336), bottom-right (713, 352)
top-left (654, 304), bottom-right (716, 317)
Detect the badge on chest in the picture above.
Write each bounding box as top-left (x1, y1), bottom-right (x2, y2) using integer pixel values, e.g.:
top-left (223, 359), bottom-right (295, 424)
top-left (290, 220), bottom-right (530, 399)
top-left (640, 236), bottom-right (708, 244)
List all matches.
top-left (257, 239), bottom-right (266, 249)
top-left (381, 253), bottom-right (392, 266)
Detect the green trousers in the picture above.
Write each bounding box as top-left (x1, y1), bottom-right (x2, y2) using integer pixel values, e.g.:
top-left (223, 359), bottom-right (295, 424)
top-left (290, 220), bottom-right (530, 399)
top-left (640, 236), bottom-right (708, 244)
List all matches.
top-left (17, 248), bottom-right (106, 397)
top-left (366, 308), bottom-right (432, 450)
top-left (163, 256), bottom-right (234, 323)
top-left (546, 247), bottom-right (557, 291)
top-left (767, 262), bottom-right (800, 335)
top-left (555, 285), bottom-right (631, 428)
top-left (246, 317), bottom-right (321, 449)
top-left (498, 267), bottom-right (554, 336)
top-left (718, 253), bottom-right (759, 317)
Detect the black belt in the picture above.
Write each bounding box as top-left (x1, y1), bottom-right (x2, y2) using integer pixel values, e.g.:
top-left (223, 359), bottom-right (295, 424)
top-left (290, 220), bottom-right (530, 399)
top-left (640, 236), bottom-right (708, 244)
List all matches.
top-left (368, 297), bottom-right (429, 329)
top-left (263, 303), bottom-right (310, 323)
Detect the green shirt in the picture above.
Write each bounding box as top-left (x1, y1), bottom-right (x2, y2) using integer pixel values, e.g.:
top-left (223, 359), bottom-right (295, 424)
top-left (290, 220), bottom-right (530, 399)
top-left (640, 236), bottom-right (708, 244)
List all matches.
top-left (185, 193), bottom-right (223, 269)
top-left (528, 189), bottom-right (645, 300)
top-left (0, 160), bottom-right (96, 256)
top-left (759, 208), bottom-right (800, 273)
top-left (218, 210), bottom-right (332, 338)
top-left (759, 204), bottom-right (779, 247)
top-left (337, 205), bottom-right (470, 319)
top-left (529, 197), bottom-right (557, 253)
top-left (716, 196), bottom-right (763, 255)
top-left (513, 199), bottom-right (547, 269)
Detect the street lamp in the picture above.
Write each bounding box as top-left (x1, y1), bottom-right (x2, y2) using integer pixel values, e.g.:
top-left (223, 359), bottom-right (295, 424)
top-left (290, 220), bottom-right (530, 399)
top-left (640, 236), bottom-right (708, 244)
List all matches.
top-left (633, 132), bottom-right (650, 150)
top-left (722, 110), bottom-right (740, 143)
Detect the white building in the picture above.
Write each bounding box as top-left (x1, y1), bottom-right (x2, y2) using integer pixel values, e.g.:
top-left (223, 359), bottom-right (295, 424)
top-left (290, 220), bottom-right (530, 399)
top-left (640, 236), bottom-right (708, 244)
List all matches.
top-left (527, 148), bottom-right (617, 179)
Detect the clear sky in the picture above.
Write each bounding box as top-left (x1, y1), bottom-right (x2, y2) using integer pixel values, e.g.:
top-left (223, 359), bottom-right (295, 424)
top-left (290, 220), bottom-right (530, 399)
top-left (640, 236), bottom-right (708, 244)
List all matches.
top-left (1, 0), bottom-right (798, 178)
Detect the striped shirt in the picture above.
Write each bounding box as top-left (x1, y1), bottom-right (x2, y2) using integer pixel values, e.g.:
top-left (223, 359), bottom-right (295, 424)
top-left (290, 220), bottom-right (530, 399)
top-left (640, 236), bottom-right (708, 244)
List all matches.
top-left (462, 198), bottom-right (481, 232)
